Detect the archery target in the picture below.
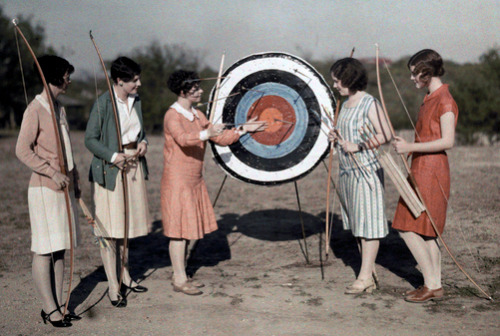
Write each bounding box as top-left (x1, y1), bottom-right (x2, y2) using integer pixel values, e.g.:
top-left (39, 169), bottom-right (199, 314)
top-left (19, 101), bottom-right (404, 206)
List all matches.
top-left (209, 52), bottom-right (336, 185)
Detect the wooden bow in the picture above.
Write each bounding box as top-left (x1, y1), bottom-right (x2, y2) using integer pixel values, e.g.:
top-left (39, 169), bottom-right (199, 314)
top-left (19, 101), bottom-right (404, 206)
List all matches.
top-left (324, 47), bottom-right (356, 257)
top-left (375, 44), bottom-right (492, 300)
top-left (12, 19), bottom-right (76, 317)
top-left (209, 52), bottom-right (226, 123)
top-left (89, 31), bottom-right (130, 289)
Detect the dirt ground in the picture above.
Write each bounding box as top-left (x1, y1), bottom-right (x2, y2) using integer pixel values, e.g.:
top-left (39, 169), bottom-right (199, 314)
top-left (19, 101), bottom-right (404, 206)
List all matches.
top-left (0, 131), bottom-right (499, 336)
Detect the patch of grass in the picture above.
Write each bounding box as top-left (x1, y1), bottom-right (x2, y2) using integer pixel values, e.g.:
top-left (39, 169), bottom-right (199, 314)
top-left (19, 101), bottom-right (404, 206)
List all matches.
top-left (479, 256), bottom-right (500, 272)
top-left (243, 276), bottom-right (259, 282)
top-left (230, 297), bottom-right (244, 305)
top-left (361, 303), bottom-right (377, 310)
top-left (305, 297), bottom-right (323, 306)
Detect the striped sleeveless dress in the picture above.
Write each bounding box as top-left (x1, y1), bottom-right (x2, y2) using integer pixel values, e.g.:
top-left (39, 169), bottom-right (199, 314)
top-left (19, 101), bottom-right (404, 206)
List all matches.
top-left (336, 94), bottom-right (388, 239)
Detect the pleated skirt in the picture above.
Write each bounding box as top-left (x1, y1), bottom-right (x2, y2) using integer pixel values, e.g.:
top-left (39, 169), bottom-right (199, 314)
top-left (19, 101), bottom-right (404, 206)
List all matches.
top-left (92, 149), bottom-right (151, 239)
top-left (161, 171), bottom-right (218, 240)
top-left (28, 185), bottom-right (80, 254)
top-left (339, 162), bottom-right (388, 239)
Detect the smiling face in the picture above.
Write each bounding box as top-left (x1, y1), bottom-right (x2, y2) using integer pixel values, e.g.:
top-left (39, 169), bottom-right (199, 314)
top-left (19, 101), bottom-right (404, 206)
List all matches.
top-left (331, 75), bottom-right (350, 96)
top-left (120, 75), bottom-right (142, 95)
top-left (184, 83), bottom-right (203, 103)
top-left (409, 66), bottom-right (426, 89)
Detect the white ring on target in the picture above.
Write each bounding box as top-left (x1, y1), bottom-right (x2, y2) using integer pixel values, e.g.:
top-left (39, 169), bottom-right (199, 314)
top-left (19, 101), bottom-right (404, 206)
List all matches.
top-left (211, 52), bottom-right (335, 184)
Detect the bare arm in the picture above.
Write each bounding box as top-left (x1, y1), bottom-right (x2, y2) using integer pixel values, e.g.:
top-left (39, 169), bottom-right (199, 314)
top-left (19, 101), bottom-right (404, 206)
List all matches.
top-left (366, 100), bottom-right (392, 146)
top-left (393, 112), bottom-right (456, 154)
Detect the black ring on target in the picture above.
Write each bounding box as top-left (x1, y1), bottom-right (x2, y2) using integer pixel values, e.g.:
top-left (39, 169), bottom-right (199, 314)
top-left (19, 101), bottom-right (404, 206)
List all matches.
top-left (223, 70), bottom-right (319, 171)
top-left (209, 52), bottom-right (336, 186)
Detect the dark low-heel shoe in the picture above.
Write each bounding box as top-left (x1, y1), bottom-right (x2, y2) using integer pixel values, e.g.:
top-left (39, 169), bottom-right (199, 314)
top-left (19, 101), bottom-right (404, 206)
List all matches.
top-left (41, 309), bottom-right (72, 328)
top-left (121, 283), bottom-right (148, 293)
top-left (59, 305), bottom-right (82, 321)
top-left (109, 294), bottom-right (127, 308)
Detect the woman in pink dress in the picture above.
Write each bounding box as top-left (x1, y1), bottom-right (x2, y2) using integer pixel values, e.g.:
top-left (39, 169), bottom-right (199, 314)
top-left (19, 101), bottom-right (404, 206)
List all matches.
top-left (161, 70), bottom-right (266, 295)
top-left (392, 49), bottom-right (458, 302)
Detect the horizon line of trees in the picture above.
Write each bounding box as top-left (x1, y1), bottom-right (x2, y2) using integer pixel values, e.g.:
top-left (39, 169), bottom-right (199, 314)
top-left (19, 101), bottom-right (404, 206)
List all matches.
top-left (1, 8), bottom-right (499, 144)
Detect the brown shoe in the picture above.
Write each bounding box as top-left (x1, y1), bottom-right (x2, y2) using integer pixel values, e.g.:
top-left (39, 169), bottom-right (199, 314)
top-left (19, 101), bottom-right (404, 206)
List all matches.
top-left (171, 277), bottom-right (205, 288)
top-left (172, 282), bottom-right (203, 296)
top-left (189, 278), bottom-right (205, 288)
top-left (405, 286), bottom-right (444, 303)
top-left (404, 285), bottom-right (423, 296)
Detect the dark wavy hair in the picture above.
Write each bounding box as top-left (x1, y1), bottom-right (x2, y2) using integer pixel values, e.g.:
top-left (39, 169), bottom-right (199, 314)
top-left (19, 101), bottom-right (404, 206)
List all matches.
top-left (329, 58), bottom-right (367, 93)
top-left (407, 49), bottom-right (445, 85)
top-left (110, 57), bottom-right (141, 83)
top-left (35, 55), bottom-right (74, 87)
top-left (167, 70), bottom-right (200, 95)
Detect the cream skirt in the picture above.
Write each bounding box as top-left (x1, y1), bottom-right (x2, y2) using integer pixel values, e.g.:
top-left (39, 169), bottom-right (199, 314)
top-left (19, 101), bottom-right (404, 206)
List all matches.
top-left (28, 186), bottom-right (80, 254)
top-left (92, 149), bottom-right (151, 239)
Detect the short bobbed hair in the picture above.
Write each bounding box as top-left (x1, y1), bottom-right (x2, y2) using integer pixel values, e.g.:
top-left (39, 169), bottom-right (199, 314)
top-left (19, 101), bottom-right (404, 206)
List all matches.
top-left (167, 70), bottom-right (200, 96)
top-left (35, 55), bottom-right (74, 87)
top-left (110, 57), bottom-right (141, 83)
top-left (330, 58), bottom-right (367, 93)
top-left (407, 49), bottom-right (445, 85)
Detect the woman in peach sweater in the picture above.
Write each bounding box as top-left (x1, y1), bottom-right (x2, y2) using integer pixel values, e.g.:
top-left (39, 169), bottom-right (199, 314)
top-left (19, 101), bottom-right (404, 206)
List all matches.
top-left (16, 55), bottom-right (80, 327)
top-left (161, 70), bottom-right (266, 295)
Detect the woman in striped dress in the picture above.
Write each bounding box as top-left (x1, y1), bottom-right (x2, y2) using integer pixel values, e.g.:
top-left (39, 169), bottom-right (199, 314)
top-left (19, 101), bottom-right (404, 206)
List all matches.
top-left (329, 58), bottom-right (392, 294)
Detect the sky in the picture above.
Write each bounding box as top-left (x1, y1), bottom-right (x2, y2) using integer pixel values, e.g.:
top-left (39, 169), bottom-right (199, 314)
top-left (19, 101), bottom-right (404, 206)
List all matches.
top-left (3, 0), bottom-right (499, 79)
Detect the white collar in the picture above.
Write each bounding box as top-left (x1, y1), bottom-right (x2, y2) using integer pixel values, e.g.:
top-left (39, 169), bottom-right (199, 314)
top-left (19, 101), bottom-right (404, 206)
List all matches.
top-left (36, 94), bottom-right (56, 115)
top-left (171, 102), bottom-right (199, 121)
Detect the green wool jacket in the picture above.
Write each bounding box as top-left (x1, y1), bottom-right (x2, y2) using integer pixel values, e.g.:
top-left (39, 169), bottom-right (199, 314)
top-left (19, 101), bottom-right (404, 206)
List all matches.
top-left (84, 91), bottom-right (149, 191)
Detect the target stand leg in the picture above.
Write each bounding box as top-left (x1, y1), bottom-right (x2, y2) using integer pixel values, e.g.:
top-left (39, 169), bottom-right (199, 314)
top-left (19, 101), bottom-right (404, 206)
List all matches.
top-left (212, 175), bottom-right (228, 208)
top-left (294, 181), bottom-right (310, 264)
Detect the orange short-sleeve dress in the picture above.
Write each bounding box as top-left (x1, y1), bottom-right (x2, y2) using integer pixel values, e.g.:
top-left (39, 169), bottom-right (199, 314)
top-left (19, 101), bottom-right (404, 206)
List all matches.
top-left (161, 103), bottom-right (240, 240)
top-left (392, 84), bottom-right (458, 237)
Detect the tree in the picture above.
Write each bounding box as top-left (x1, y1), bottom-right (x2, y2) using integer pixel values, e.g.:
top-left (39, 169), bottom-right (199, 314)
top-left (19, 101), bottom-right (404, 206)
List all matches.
top-left (0, 7), bottom-right (51, 128)
top-left (450, 48), bottom-right (500, 143)
top-left (130, 42), bottom-right (212, 132)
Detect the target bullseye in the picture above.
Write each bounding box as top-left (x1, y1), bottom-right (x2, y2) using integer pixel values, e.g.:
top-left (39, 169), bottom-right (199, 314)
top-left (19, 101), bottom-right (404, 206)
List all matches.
top-left (249, 95), bottom-right (296, 145)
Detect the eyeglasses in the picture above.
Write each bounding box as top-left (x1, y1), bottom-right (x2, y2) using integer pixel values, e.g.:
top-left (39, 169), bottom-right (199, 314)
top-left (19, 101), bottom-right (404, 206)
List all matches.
top-left (188, 85), bottom-right (201, 94)
top-left (63, 75), bottom-right (71, 82)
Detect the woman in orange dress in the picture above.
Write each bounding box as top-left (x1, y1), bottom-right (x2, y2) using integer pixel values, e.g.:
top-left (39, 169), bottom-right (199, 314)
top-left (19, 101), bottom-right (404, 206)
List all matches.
top-left (392, 49), bottom-right (458, 303)
top-left (161, 70), bottom-right (266, 295)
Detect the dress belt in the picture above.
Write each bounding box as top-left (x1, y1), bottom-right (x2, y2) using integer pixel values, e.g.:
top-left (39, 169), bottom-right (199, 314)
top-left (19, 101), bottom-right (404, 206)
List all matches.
top-left (123, 141), bottom-right (137, 149)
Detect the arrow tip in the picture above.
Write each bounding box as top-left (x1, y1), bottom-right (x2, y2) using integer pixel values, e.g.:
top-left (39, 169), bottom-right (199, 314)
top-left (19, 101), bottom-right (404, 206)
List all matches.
top-left (11, 18), bottom-right (18, 26)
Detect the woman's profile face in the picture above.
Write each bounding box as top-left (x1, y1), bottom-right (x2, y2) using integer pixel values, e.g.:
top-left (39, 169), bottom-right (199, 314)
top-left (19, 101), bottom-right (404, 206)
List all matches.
top-left (409, 66), bottom-right (426, 89)
top-left (331, 75), bottom-right (349, 96)
top-left (121, 75), bottom-right (142, 95)
top-left (184, 84), bottom-right (203, 103)
top-left (59, 71), bottom-right (72, 93)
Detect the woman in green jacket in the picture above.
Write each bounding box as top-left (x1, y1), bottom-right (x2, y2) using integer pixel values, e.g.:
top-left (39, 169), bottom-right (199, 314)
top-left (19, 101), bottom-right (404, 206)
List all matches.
top-left (85, 57), bottom-right (151, 307)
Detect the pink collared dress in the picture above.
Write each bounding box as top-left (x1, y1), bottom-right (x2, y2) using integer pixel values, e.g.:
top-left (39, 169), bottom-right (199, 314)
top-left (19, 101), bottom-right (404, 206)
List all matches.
top-left (161, 103), bottom-right (240, 240)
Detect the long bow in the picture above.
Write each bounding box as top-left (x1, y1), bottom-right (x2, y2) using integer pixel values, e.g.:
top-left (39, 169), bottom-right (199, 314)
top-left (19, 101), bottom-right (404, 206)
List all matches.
top-left (375, 44), bottom-right (492, 300)
top-left (324, 47), bottom-right (355, 257)
top-left (89, 31), bottom-right (130, 289)
top-left (12, 19), bottom-right (76, 316)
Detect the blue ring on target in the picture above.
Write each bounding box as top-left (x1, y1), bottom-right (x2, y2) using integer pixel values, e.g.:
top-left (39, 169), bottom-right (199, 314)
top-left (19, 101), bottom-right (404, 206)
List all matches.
top-left (235, 83), bottom-right (308, 159)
